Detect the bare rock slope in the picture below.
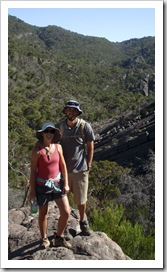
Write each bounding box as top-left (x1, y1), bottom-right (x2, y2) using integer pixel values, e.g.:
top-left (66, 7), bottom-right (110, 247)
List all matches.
top-left (94, 105), bottom-right (155, 167)
top-left (8, 203), bottom-right (131, 260)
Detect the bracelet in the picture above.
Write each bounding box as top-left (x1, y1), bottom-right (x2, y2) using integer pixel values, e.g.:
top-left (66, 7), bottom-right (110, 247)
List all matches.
top-left (88, 165), bottom-right (92, 170)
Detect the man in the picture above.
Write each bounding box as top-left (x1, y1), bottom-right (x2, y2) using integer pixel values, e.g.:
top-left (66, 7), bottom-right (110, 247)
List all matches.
top-left (56, 100), bottom-right (95, 235)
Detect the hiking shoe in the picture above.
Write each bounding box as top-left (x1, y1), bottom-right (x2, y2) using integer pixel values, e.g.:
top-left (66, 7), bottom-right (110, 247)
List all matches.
top-left (79, 220), bottom-right (92, 236)
top-left (40, 238), bottom-right (50, 249)
top-left (64, 228), bottom-right (75, 241)
top-left (54, 236), bottom-right (72, 249)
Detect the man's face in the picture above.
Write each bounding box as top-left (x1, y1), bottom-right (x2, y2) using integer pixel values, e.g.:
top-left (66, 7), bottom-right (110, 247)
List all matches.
top-left (65, 107), bottom-right (79, 121)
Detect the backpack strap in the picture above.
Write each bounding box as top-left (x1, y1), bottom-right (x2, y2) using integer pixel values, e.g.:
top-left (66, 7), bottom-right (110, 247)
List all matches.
top-left (79, 118), bottom-right (86, 143)
top-left (59, 119), bottom-right (86, 144)
top-left (59, 121), bottom-right (65, 139)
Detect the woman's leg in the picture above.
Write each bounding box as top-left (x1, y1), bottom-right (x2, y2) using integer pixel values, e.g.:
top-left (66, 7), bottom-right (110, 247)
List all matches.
top-left (38, 204), bottom-right (49, 239)
top-left (54, 196), bottom-right (70, 236)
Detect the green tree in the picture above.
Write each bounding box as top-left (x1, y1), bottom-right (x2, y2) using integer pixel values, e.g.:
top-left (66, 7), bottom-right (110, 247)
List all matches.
top-left (89, 202), bottom-right (155, 260)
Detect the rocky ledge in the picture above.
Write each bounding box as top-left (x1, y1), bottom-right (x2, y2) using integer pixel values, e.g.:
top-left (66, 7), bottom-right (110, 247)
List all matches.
top-left (8, 203), bottom-right (131, 260)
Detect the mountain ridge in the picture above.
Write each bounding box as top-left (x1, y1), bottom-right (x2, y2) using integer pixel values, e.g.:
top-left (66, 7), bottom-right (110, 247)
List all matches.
top-left (8, 13), bottom-right (155, 186)
top-left (8, 15), bottom-right (155, 260)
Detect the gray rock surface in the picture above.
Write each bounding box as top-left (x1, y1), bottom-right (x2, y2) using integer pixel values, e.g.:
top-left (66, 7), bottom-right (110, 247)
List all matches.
top-left (8, 203), bottom-right (131, 260)
top-left (94, 109), bottom-right (155, 167)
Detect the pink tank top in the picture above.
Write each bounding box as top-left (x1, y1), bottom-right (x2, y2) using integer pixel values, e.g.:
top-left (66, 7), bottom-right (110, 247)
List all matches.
top-left (37, 144), bottom-right (60, 181)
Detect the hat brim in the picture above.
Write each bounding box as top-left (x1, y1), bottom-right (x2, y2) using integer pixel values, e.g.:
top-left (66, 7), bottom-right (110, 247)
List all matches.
top-left (63, 106), bottom-right (82, 115)
top-left (37, 124), bottom-right (57, 133)
top-left (36, 128), bottom-right (61, 143)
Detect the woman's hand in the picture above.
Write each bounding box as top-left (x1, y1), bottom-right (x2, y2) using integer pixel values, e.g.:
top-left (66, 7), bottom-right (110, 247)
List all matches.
top-left (29, 190), bottom-right (36, 203)
top-left (63, 184), bottom-right (70, 194)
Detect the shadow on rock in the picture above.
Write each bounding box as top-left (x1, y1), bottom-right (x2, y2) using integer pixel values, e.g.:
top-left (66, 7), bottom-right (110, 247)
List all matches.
top-left (8, 234), bottom-right (55, 260)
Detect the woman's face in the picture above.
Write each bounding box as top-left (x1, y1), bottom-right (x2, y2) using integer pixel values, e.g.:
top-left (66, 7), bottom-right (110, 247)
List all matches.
top-left (42, 128), bottom-right (55, 141)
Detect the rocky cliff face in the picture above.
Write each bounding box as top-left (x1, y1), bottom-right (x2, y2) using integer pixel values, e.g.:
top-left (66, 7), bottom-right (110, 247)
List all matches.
top-left (94, 103), bottom-right (155, 168)
top-left (8, 203), bottom-right (131, 260)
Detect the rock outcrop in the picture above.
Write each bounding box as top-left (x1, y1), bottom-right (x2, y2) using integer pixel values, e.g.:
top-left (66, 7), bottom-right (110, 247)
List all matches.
top-left (8, 203), bottom-right (131, 260)
top-left (94, 103), bottom-right (155, 168)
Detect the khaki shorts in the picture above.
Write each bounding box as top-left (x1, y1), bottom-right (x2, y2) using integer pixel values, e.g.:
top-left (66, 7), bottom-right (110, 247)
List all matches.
top-left (68, 171), bottom-right (89, 205)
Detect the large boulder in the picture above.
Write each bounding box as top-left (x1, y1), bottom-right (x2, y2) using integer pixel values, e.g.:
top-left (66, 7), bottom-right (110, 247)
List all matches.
top-left (8, 203), bottom-right (131, 260)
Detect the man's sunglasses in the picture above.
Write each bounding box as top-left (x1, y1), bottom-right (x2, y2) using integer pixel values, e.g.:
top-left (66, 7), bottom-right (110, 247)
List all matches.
top-left (43, 129), bottom-right (55, 134)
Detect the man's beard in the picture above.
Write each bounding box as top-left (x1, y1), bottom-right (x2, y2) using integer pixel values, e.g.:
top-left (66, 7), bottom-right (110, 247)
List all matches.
top-left (66, 114), bottom-right (76, 121)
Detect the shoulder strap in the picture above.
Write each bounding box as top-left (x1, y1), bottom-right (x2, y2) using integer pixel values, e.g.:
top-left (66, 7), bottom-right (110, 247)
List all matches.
top-left (79, 118), bottom-right (86, 142)
top-left (59, 120), bottom-right (65, 139)
top-left (59, 119), bottom-right (86, 143)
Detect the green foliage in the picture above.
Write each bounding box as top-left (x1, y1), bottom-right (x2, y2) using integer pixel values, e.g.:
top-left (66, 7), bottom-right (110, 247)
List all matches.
top-left (8, 15), bottom-right (155, 124)
top-left (8, 15), bottom-right (155, 190)
top-left (87, 157), bottom-right (155, 259)
top-left (8, 16), bottom-right (155, 260)
top-left (89, 202), bottom-right (155, 260)
top-left (88, 160), bottom-right (129, 203)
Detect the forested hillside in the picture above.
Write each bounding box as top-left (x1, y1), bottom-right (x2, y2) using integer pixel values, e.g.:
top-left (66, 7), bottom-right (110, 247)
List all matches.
top-left (8, 15), bottom-right (155, 260)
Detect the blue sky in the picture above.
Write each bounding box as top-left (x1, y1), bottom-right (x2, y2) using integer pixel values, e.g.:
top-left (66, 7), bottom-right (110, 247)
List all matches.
top-left (8, 7), bottom-right (155, 42)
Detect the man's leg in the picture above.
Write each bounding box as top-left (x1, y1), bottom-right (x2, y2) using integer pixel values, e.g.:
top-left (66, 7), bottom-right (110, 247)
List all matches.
top-left (78, 203), bottom-right (92, 236)
top-left (69, 172), bottom-right (92, 235)
top-left (78, 203), bottom-right (86, 221)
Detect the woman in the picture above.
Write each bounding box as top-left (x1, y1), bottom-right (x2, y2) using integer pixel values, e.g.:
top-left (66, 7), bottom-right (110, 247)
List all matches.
top-left (29, 122), bottom-right (72, 249)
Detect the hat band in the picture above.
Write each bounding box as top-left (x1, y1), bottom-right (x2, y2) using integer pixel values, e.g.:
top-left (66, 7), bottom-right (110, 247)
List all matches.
top-left (66, 101), bottom-right (79, 107)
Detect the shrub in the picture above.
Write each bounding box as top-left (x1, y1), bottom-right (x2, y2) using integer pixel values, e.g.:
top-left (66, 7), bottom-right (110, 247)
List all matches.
top-left (89, 202), bottom-right (155, 260)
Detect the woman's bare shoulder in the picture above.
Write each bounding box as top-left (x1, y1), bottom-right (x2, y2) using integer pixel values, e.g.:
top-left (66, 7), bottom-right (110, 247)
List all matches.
top-left (56, 143), bottom-right (62, 152)
top-left (31, 143), bottom-right (42, 156)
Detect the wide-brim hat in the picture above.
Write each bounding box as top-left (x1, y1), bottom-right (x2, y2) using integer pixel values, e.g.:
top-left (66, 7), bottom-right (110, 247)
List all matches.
top-left (36, 122), bottom-right (61, 143)
top-left (62, 100), bottom-right (83, 115)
